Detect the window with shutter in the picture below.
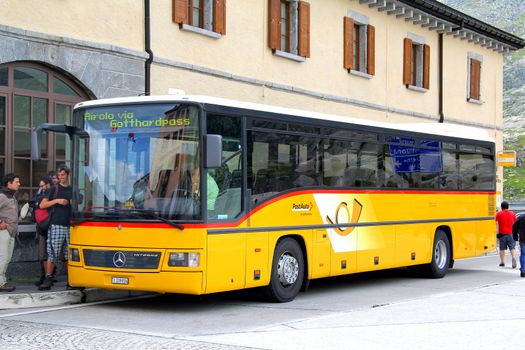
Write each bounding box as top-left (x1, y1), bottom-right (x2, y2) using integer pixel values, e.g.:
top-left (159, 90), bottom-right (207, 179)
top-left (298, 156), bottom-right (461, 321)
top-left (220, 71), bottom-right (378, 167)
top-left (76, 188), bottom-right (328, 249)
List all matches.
top-left (173, 0), bottom-right (226, 37)
top-left (467, 54), bottom-right (482, 103)
top-left (268, 0), bottom-right (280, 50)
top-left (343, 17), bottom-right (354, 70)
top-left (344, 12), bottom-right (374, 78)
top-left (213, 0), bottom-right (226, 34)
top-left (298, 1), bottom-right (310, 58)
top-left (269, 0), bottom-right (310, 61)
top-left (367, 25), bottom-right (375, 76)
top-left (403, 38), bottom-right (412, 85)
top-left (403, 35), bottom-right (429, 91)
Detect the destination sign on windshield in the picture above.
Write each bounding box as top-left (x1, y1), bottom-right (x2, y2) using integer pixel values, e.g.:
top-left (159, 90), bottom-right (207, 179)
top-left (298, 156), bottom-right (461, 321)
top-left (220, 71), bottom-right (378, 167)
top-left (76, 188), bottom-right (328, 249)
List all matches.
top-left (83, 104), bottom-right (192, 132)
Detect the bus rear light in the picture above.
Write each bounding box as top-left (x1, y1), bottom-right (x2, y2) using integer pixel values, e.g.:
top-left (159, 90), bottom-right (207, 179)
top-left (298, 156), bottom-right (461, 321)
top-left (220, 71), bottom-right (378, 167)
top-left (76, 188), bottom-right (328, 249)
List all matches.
top-left (168, 252), bottom-right (200, 267)
top-left (70, 248), bottom-right (80, 262)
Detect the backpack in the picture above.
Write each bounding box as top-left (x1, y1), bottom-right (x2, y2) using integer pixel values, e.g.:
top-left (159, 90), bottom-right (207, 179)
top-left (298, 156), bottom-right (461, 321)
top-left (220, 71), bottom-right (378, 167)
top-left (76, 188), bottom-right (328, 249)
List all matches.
top-left (35, 184), bottom-right (58, 231)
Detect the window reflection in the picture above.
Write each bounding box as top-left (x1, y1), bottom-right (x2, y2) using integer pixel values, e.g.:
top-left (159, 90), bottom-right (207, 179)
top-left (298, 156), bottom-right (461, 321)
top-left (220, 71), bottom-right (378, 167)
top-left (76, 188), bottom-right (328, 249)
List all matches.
top-left (53, 77), bottom-right (80, 97)
top-left (32, 98), bottom-right (48, 127)
top-left (0, 96), bottom-right (5, 125)
top-left (14, 130), bottom-right (30, 157)
top-left (14, 95), bottom-right (30, 127)
top-left (75, 104), bottom-right (201, 220)
top-left (14, 67), bottom-right (48, 92)
top-left (0, 67), bottom-right (7, 86)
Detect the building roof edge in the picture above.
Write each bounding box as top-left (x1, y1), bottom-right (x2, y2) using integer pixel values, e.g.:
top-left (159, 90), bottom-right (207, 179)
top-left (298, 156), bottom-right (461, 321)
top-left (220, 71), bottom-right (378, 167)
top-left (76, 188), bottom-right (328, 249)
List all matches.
top-left (397, 0), bottom-right (524, 49)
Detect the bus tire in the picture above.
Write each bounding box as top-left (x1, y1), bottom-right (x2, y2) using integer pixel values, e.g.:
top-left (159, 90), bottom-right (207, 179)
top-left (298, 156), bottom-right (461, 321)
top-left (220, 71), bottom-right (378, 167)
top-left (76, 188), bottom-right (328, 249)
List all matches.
top-left (264, 238), bottom-right (304, 302)
top-left (422, 230), bottom-right (451, 278)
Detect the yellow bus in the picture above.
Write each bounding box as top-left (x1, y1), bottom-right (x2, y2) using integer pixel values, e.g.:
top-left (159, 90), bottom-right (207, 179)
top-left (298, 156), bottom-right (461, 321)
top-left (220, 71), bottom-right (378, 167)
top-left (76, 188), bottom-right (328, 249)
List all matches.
top-left (33, 94), bottom-right (496, 302)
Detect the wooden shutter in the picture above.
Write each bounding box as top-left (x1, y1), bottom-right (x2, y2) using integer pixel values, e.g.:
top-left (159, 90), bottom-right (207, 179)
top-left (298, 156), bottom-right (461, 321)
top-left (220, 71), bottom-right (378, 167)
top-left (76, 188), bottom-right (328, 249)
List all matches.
top-left (173, 0), bottom-right (189, 24)
top-left (298, 1), bottom-right (310, 57)
top-left (213, 0), bottom-right (226, 34)
top-left (268, 0), bottom-right (280, 50)
top-left (343, 17), bottom-right (354, 70)
top-left (423, 44), bottom-right (430, 89)
top-left (367, 25), bottom-right (375, 75)
top-left (403, 38), bottom-right (412, 85)
top-left (470, 59), bottom-right (481, 100)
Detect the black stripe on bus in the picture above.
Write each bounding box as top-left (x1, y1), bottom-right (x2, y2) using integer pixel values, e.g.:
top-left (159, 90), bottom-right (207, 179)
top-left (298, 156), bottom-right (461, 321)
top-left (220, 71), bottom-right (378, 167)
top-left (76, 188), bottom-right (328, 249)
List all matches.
top-left (207, 216), bottom-right (493, 234)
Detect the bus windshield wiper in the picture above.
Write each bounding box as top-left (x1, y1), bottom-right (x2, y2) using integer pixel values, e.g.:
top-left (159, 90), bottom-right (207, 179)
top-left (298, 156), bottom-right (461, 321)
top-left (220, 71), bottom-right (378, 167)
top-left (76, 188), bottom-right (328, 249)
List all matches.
top-left (116, 209), bottom-right (185, 231)
top-left (75, 210), bottom-right (184, 230)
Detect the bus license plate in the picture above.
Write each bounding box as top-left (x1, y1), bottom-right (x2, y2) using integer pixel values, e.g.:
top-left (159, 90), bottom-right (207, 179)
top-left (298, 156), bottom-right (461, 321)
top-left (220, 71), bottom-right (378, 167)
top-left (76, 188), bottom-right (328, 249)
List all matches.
top-left (111, 277), bottom-right (129, 285)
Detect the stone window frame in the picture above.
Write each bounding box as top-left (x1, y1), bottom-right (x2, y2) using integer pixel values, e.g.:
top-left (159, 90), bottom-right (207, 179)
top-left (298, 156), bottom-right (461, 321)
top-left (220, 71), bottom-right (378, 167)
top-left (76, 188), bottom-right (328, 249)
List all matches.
top-left (408, 33), bottom-right (425, 90)
top-left (347, 11), bottom-right (372, 79)
top-left (269, 0), bottom-right (310, 62)
top-left (403, 32), bottom-right (429, 93)
top-left (173, 0), bottom-right (226, 40)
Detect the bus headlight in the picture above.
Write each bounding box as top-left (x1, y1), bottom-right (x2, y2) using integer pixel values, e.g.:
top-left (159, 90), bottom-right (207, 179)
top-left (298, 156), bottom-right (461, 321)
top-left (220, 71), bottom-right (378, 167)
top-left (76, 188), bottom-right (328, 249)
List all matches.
top-left (168, 252), bottom-right (200, 267)
top-left (69, 248), bottom-right (80, 262)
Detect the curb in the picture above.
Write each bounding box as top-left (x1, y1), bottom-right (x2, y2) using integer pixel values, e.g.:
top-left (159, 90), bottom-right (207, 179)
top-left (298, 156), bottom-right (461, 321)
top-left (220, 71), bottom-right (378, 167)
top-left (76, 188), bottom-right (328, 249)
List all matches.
top-left (0, 287), bottom-right (154, 309)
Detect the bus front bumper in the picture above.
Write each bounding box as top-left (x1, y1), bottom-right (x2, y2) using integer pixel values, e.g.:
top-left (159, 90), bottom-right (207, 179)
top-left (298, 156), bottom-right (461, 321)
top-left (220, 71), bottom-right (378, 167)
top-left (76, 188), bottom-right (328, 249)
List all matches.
top-left (68, 266), bottom-right (203, 294)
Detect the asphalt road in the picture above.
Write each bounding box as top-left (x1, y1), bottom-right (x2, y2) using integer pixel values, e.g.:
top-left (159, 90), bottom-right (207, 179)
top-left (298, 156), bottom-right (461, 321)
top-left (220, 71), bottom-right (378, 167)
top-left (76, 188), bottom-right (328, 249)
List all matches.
top-left (0, 253), bottom-right (522, 349)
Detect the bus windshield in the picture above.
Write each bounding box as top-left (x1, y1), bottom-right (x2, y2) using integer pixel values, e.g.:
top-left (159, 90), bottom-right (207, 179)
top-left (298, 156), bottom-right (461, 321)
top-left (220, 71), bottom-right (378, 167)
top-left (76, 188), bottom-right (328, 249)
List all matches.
top-left (73, 103), bottom-right (201, 221)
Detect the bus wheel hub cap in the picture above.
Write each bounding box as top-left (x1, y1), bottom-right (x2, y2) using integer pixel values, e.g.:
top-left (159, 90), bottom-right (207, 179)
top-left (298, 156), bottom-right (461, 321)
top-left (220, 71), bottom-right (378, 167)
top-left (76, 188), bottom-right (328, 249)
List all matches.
top-left (278, 254), bottom-right (299, 286)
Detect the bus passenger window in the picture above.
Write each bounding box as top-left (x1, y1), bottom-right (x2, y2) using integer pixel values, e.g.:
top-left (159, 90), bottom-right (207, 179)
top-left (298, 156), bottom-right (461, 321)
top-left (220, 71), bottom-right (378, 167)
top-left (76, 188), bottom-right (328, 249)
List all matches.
top-left (459, 152), bottom-right (493, 190)
top-left (324, 139), bottom-right (379, 188)
top-left (439, 150), bottom-right (458, 189)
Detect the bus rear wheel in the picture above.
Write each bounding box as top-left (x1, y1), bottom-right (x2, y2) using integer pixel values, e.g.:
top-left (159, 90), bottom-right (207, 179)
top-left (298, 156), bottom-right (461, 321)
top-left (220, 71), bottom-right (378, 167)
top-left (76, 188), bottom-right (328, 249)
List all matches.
top-left (422, 230), bottom-right (451, 278)
top-left (264, 238), bottom-right (304, 302)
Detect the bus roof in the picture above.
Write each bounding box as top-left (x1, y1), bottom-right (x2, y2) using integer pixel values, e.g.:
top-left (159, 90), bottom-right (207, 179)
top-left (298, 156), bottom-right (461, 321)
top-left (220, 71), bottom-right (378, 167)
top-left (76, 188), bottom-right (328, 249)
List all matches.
top-left (75, 94), bottom-right (494, 143)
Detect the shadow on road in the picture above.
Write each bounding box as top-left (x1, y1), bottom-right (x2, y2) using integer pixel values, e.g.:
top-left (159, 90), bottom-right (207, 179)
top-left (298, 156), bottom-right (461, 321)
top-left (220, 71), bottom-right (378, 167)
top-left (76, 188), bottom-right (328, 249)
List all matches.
top-left (100, 264), bottom-right (505, 313)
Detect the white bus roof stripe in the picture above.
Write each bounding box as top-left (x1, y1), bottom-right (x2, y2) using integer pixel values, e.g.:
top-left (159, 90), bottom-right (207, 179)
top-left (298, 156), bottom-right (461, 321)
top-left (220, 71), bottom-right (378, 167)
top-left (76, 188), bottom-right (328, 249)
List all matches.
top-left (75, 95), bottom-right (494, 143)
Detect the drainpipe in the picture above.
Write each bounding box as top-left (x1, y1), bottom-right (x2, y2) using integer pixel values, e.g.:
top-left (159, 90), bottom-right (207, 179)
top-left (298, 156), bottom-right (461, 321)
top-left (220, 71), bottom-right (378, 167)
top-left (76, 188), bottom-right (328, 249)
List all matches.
top-left (439, 33), bottom-right (444, 123)
top-left (145, 0), bottom-right (153, 96)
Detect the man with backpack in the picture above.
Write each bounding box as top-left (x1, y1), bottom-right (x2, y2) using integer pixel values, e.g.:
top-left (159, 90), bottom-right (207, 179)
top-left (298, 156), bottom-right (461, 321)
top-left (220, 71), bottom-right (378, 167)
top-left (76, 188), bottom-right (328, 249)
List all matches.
top-left (38, 167), bottom-right (73, 290)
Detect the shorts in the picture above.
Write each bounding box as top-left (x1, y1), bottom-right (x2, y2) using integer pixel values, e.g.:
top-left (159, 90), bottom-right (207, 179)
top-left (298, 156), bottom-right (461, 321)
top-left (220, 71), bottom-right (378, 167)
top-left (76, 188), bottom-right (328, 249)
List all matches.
top-left (499, 234), bottom-right (516, 251)
top-left (46, 224), bottom-right (70, 263)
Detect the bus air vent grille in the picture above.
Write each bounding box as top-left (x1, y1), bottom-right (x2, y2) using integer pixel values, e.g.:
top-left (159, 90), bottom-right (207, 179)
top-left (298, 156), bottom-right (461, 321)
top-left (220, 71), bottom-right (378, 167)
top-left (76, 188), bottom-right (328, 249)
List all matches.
top-left (83, 249), bottom-right (161, 269)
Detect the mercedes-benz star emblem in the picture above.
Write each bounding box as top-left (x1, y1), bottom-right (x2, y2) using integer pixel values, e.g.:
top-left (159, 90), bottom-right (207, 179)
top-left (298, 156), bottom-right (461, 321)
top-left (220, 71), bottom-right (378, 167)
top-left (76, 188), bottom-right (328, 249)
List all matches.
top-left (113, 252), bottom-right (126, 268)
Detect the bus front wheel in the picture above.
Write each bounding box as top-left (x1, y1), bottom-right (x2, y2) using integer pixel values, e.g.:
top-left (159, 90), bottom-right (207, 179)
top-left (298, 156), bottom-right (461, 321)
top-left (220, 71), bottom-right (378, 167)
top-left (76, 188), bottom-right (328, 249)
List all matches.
top-left (422, 230), bottom-right (451, 278)
top-left (264, 238), bottom-right (304, 302)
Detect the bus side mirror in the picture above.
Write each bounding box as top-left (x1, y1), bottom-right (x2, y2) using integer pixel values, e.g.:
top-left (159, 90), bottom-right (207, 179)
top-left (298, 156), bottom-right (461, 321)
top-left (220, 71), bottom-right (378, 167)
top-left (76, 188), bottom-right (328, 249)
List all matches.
top-left (205, 134), bottom-right (222, 169)
top-left (31, 128), bottom-right (44, 160)
top-left (31, 124), bottom-right (84, 160)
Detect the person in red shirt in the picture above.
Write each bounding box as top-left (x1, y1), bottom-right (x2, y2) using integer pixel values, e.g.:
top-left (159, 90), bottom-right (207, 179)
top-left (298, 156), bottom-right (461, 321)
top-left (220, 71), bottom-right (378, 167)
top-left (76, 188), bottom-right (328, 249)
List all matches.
top-left (495, 201), bottom-right (517, 268)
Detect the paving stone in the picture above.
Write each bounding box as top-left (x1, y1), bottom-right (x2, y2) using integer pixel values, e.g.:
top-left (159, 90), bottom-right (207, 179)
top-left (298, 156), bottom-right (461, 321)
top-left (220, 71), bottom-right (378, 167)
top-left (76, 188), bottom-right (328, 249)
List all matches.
top-left (0, 319), bottom-right (257, 350)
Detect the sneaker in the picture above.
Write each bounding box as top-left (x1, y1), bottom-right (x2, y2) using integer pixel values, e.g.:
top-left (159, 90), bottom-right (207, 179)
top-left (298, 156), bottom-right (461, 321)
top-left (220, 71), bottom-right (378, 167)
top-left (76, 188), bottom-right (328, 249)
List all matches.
top-left (499, 263), bottom-right (505, 267)
top-left (38, 276), bottom-right (53, 291)
top-left (0, 283), bottom-right (16, 292)
top-left (512, 258), bottom-right (517, 269)
top-left (521, 271), bottom-right (525, 278)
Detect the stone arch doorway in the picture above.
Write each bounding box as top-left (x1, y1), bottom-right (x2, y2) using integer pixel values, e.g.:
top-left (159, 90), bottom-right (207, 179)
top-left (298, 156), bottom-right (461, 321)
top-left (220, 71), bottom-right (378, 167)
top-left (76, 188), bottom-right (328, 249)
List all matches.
top-left (0, 61), bottom-right (90, 210)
